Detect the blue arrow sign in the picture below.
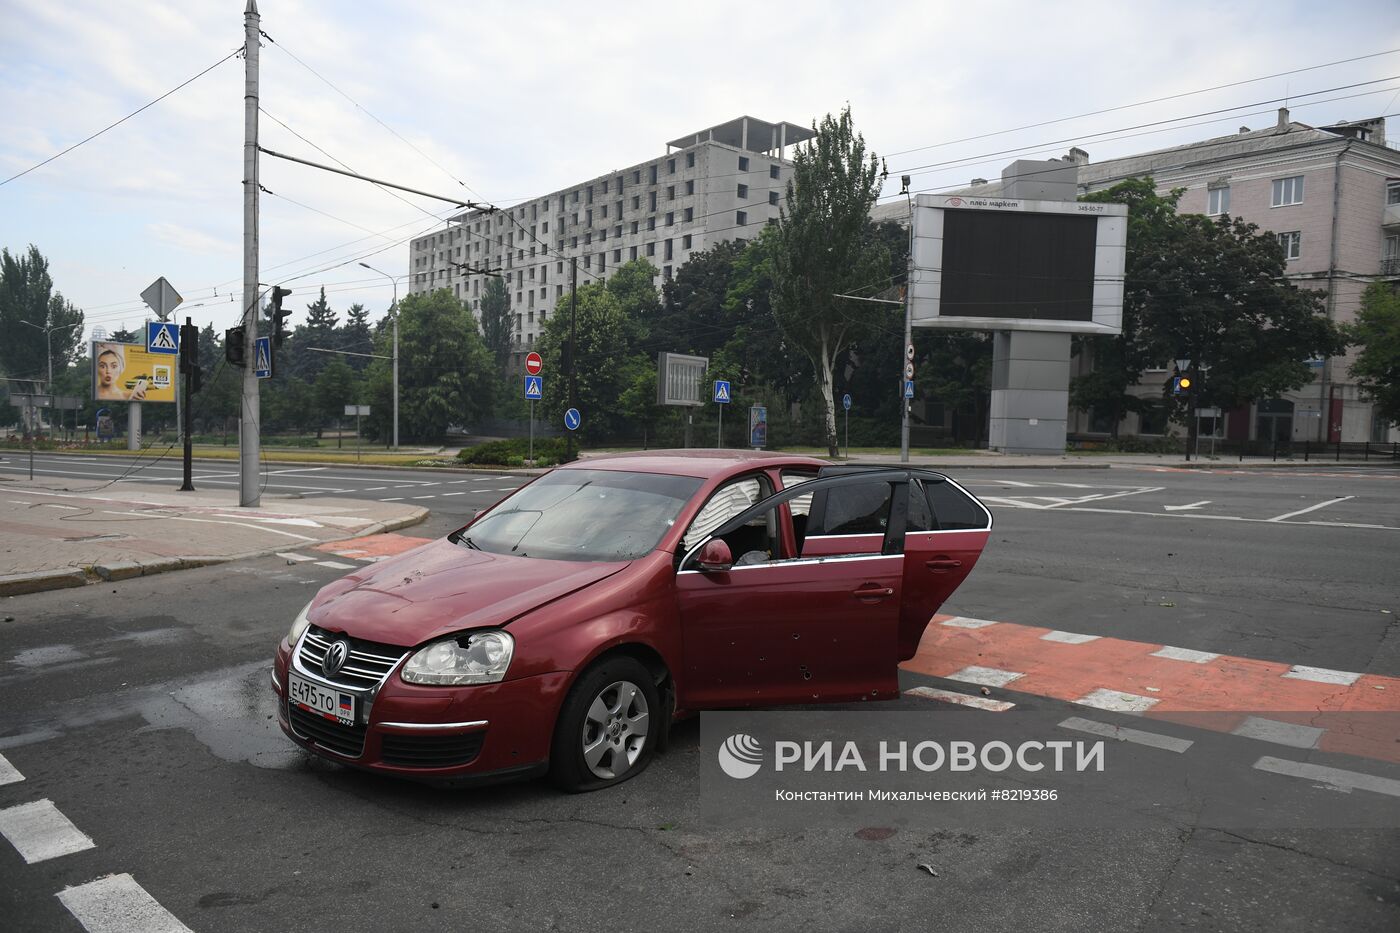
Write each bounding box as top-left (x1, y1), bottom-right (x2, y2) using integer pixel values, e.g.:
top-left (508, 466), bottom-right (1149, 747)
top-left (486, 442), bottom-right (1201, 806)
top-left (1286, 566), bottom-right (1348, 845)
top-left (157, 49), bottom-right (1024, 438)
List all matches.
top-left (254, 336), bottom-right (272, 378)
top-left (524, 375), bottom-right (543, 400)
top-left (842, 393), bottom-right (852, 411)
top-left (903, 380), bottom-right (915, 399)
top-left (147, 321), bottom-right (179, 355)
top-left (564, 407), bottom-right (581, 431)
top-left (713, 380), bottom-right (731, 404)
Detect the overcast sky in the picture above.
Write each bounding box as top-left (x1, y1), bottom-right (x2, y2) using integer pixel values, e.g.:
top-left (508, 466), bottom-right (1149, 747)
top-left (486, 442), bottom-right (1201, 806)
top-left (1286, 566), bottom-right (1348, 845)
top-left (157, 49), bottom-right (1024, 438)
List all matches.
top-left (2, 0), bottom-right (1398, 360)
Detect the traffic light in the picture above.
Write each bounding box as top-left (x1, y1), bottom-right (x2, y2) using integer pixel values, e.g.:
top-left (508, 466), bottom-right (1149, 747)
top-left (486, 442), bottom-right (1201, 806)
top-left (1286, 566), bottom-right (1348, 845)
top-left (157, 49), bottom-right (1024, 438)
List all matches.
top-left (739, 366), bottom-right (752, 387)
top-left (270, 286), bottom-right (293, 347)
top-left (225, 325), bottom-right (246, 367)
top-left (1171, 369), bottom-right (1193, 397)
top-left (179, 321), bottom-right (202, 394)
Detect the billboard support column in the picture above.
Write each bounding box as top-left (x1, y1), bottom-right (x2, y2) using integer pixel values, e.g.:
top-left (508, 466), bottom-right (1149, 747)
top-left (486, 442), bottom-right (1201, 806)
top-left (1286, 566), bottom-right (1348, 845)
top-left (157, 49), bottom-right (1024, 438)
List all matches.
top-left (988, 331), bottom-right (1071, 455)
top-left (128, 402), bottom-right (141, 451)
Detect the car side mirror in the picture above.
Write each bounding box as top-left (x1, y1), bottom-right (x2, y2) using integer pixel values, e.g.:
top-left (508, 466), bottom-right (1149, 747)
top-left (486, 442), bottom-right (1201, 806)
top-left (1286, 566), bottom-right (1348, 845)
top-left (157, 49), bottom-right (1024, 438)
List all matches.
top-left (697, 539), bottom-right (733, 573)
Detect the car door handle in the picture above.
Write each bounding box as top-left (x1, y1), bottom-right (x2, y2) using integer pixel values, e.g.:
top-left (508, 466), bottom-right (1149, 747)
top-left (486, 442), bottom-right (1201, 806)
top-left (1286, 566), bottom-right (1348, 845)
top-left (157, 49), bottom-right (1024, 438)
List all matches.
top-left (926, 558), bottom-right (962, 572)
top-left (852, 584), bottom-right (894, 600)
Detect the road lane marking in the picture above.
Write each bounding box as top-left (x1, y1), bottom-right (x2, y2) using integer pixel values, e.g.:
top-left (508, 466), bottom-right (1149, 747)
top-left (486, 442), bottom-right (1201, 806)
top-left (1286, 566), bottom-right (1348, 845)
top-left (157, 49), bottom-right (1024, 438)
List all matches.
top-left (0, 799), bottom-right (96, 863)
top-left (1267, 496), bottom-right (1355, 522)
top-left (947, 666), bottom-right (1024, 688)
top-left (1282, 665), bottom-right (1361, 686)
top-left (442, 492), bottom-right (464, 496)
top-left (1231, 716), bottom-right (1323, 749)
top-left (411, 495), bottom-right (435, 500)
top-left (1151, 646), bottom-right (1221, 664)
top-left (940, 616), bottom-right (999, 629)
top-left (314, 560), bottom-right (357, 570)
top-left (364, 487), bottom-right (386, 491)
top-left (276, 552), bottom-right (316, 562)
top-left (1041, 630), bottom-right (1101, 644)
top-left (382, 497), bottom-right (404, 501)
top-left (905, 686), bottom-right (1014, 711)
top-left (1075, 688), bottom-right (1159, 713)
top-left (1058, 716), bottom-right (1193, 753)
top-left (1163, 501), bottom-right (1211, 511)
top-left (58, 873), bottom-right (193, 933)
top-left (1254, 756), bottom-right (1400, 798)
top-left (0, 752), bottom-right (24, 786)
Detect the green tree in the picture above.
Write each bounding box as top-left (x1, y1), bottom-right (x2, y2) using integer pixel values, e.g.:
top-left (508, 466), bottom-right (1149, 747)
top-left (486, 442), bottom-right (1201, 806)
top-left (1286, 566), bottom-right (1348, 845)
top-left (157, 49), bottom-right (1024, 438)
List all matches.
top-left (313, 358), bottom-right (359, 440)
top-left (0, 245), bottom-right (85, 383)
top-left (770, 106), bottom-right (890, 456)
top-left (341, 302), bottom-right (373, 367)
top-left (537, 281), bottom-right (639, 442)
top-left (658, 241), bottom-right (744, 357)
top-left (1073, 179), bottom-right (1183, 437)
top-left (1144, 214), bottom-right (1347, 449)
top-left (479, 276), bottom-right (512, 370)
top-left (363, 289), bottom-right (494, 443)
top-left (1347, 282), bottom-right (1400, 429)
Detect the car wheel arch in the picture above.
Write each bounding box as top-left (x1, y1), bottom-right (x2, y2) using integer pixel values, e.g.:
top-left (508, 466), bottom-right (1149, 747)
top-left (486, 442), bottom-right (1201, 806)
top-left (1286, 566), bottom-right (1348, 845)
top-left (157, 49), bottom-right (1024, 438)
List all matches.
top-left (555, 642), bottom-right (677, 756)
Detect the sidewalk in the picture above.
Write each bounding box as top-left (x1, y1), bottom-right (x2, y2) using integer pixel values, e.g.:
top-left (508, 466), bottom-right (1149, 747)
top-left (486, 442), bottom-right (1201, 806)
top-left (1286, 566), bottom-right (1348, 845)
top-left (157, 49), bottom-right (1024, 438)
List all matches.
top-left (0, 479), bottom-right (428, 597)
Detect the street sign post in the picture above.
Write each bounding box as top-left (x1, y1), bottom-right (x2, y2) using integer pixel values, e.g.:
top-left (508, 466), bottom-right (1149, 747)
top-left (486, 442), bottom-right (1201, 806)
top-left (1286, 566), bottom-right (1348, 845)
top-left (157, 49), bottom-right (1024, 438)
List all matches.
top-left (842, 393), bottom-right (852, 460)
top-left (713, 380), bottom-right (731, 447)
top-left (344, 404), bottom-right (370, 461)
top-left (254, 336), bottom-right (273, 378)
top-left (524, 376), bottom-right (543, 462)
top-left (141, 277), bottom-right (184, 447)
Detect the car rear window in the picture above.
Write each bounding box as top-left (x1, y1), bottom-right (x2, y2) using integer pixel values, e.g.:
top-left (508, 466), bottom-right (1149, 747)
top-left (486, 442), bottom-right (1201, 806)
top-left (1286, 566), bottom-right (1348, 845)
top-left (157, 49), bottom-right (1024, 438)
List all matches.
top-left (457, 469), bottom-right (702, 562)
top-left (928, 479), bottom-right (990, 530)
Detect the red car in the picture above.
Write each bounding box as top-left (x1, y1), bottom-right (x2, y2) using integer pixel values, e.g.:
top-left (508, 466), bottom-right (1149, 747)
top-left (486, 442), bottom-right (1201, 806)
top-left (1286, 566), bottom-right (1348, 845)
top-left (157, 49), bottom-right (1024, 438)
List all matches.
top-left (271, 451), bottom-right (991, 791)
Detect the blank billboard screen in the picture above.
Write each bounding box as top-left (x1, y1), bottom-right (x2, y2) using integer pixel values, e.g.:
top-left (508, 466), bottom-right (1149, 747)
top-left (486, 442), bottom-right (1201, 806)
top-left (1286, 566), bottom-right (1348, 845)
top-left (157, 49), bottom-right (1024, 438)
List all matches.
top-left (940, 210), bottom-right (1097, 322)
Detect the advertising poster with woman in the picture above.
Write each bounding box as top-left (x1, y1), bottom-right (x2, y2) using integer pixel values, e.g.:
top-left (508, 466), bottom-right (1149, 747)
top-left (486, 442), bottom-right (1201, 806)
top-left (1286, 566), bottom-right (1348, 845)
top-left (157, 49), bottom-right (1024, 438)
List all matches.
top-left (91, 341), bottom-right (176, 403)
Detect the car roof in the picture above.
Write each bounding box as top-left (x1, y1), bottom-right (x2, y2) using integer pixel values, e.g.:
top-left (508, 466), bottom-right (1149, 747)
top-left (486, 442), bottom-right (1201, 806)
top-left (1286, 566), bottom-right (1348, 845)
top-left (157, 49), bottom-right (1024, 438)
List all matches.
top-left (559, 449), bottom-right (828, 479)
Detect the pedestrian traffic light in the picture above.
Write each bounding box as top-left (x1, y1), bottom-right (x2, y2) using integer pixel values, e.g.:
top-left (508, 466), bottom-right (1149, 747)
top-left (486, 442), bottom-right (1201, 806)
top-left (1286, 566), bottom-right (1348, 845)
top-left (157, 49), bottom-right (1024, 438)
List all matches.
top-left (1171, 370), bottom-right (1193, 397)
top-left (225, 325), bottom-right (246, 367)
top-left (270, 286), bottom-right (293, 347)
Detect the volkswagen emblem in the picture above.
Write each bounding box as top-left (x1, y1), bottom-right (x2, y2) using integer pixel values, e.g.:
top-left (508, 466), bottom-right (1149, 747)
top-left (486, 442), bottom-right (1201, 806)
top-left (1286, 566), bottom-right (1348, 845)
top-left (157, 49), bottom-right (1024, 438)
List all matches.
top-left (322, 639), bottom-right (350, 677)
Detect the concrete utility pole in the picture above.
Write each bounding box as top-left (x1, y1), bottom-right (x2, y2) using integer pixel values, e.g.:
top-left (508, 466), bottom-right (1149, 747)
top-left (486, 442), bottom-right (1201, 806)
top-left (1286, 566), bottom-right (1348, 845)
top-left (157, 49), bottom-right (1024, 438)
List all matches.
top-left (240, 0), bottom-right (261, 507)
top-left (358, 263), bottom-right (401, 449)
top-left (568, 258), bottom-right (578, 462)
top-left (901, 186), bottom-right (915, 464)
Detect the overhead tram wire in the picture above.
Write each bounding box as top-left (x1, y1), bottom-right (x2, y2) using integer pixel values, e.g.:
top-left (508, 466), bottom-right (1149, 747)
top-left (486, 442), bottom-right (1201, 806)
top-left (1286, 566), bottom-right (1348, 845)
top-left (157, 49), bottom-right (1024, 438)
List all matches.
top-left (886, 46), bottom-right (1400, 158)
top-left (0, 47), bottom-right (241, 187)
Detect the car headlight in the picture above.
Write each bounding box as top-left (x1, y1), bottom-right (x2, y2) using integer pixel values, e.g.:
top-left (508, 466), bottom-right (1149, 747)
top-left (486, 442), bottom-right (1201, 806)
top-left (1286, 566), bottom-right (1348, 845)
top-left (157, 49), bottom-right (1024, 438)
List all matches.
top-left (287, 601), bottom-right (313, 646)
top-left (401, 631), bottom-right (514, 686)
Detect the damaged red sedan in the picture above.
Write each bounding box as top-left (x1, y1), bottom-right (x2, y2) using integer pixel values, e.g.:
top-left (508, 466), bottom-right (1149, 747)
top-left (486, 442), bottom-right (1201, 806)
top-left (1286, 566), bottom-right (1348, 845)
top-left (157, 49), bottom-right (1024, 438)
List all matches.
top-left (271, 451), bottom-right (992, 791)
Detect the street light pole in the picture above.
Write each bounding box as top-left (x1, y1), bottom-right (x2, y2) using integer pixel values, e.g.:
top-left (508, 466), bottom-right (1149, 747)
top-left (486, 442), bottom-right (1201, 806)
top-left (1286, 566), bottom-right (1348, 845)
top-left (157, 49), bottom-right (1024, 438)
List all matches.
top-left (359, 262), bottom-right (403, 449)
top-left (20, 318), bottom-right (83, 433)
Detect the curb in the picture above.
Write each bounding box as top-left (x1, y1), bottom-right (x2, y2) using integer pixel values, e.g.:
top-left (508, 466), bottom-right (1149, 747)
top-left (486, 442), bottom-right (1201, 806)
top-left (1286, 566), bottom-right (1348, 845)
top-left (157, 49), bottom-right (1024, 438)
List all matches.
top-left (14, 448), bottom-right (544, 477)
top-left (0, 507), bottom-right (429, 599)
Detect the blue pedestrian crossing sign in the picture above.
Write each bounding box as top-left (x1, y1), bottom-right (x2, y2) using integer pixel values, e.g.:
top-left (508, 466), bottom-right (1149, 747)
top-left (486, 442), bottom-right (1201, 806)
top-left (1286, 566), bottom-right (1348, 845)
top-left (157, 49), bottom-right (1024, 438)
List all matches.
top-left (524, 375), bottom-right (543, 400)
top-left (842, 393), bottom-right (852, 411)
top-left (254, 336), bottom-right (272, 378)
top-left (147, 321), bottom-right (179, 355)
top-left (564, 408), bottom-right (581, 431)
top-left (903, 380), bottom-right (915, 399)
top-left (713, 380), bottom-right (731, 404)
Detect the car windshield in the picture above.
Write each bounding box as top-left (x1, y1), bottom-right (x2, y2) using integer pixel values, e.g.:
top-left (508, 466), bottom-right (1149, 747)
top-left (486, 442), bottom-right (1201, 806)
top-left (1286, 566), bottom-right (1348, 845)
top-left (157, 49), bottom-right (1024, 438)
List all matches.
top-left (452, 469), bottom-right (703, 562)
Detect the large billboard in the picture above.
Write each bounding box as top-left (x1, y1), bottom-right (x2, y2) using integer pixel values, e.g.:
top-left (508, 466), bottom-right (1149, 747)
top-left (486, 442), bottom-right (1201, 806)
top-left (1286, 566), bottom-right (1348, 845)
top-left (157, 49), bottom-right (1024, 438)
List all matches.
top-left (909, 195), bottom-right (1127, 335)
top-left (92, 341), bottom-right (176, 403)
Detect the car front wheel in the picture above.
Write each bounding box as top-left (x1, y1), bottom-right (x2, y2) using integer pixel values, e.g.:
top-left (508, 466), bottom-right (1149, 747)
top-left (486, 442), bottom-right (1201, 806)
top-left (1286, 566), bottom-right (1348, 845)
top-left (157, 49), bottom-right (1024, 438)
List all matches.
top-left (550, 656), bottom-right (658, 792)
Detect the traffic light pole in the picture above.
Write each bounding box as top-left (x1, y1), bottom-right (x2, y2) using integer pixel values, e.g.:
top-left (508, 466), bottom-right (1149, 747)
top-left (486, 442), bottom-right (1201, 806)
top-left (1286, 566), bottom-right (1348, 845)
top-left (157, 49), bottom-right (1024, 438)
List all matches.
top-left (239, 0), bottom-right (262, 507)
top-left (567, 258), bottom-right (578, 463)
top-left (180, 316), bottom-right (195, 492)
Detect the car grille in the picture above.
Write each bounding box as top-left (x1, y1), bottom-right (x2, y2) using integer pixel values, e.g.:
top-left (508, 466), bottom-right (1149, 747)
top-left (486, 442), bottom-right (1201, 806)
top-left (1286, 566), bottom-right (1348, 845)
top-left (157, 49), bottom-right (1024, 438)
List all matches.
top-left (296, 626), bottom-right (408, 691)
top-left (288, 703), bottom-right (367, 758)
top-left (380, 731), bottom-right (486, 769)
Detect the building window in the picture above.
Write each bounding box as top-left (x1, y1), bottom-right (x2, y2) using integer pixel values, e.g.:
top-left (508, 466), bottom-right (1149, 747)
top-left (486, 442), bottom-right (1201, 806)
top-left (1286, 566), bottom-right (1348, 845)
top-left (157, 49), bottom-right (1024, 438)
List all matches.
top-left (647, 217), bottom-right (656, 231)
top-left (601, 204), bottom-right (608, 219)
top-left (649, 164), bottom-right (658, 184)
top-left (685, 180), bottom-right (695, 196)
top-left (668, 158), bottom-right (676, 174)
top-left (631, 221), bottom-right (639, 234)
top-left (631, 195), bottom-right (640, 211)
top-left (572, 190), bottom-right (579, 204)
top-left (738, 156), bottom-right (750, 171)
top-left (541, 221), bottom-right (548, 234)
top-left (587, 186), bottom-right (594, 204)
top-left (613, 249), bottom-right (622, 262)
top-left (1384, 234), bottom-right (1399, 273)
top-left (1271, 175), bottom-right (1304, 207)
top-left (1387, 180), bottom-right (1400, 205)
top-left (686, 151), bottom-right (695, 168)
top-left (665, 212), bottom-right (674, 226)
top-left (769, 191), bottom-right (779, 206)
top-left (1277, 231), bottom-right (1301, 260)
top-left (630, 246), bottom-right (638, 260)
top-left (682, 234), bottom-right (692, 249)
top-left (663, 265), bottom-right (673, 280)
top-left (646, 242), bottom-right (655, 257)
top-left (633, 170), bottom-right (641, 184)
top-left (602, 180), bottom-right (609, 194)
top-left (736, 210), bottom-right (748, 226)
top-left (586, 209), bottom-right (593, 226)
top-left (665, 239), bottom-right (673, 260)
top-left (598, 253), bottom-right (605, 273)
top-left (1207, 186), bottom-right (1230, 215)
top-left (648, 191), bottom-right (657, 212)
top-left (570, 236), bottom-right (578, 248)
top-left (684, 207), bottom-right (694, 222)
top-left (737, 183), bottom-right (748, 199)
top-left (667, 185), bottom-right (675, 201)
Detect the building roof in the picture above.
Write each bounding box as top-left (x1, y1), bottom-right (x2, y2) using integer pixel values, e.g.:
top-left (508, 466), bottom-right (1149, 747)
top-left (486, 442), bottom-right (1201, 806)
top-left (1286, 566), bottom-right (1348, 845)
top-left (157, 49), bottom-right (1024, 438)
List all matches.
top-left (667, 116), bottom-right (815, 153)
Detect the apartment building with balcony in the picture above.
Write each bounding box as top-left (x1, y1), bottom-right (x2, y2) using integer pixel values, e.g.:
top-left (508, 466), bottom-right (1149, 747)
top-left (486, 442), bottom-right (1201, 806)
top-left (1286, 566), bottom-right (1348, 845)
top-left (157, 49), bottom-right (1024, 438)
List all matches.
top-left (891, 109), bottom-right (1400, 444)
top-left (407, 116), bottom-right (813, 369)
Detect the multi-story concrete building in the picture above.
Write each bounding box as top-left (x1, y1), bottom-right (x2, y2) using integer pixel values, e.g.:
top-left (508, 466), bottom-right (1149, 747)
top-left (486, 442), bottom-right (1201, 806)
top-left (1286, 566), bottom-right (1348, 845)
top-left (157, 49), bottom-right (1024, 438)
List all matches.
top-left (407, 116), bottom-right (813, 369)
top-left (913, 108), bottom-right (1400, 444)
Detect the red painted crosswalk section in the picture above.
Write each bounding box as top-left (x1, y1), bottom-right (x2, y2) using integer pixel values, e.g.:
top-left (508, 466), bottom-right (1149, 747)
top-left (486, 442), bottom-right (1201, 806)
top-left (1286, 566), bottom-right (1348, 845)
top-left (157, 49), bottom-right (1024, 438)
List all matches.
top-left (312, 533), bottom-right (433, 561)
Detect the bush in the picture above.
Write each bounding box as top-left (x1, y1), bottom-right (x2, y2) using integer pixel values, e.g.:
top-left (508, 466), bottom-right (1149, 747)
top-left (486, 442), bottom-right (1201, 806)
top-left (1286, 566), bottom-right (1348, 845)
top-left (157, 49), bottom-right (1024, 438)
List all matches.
top-left (458, 437), bottom-right (567, 467)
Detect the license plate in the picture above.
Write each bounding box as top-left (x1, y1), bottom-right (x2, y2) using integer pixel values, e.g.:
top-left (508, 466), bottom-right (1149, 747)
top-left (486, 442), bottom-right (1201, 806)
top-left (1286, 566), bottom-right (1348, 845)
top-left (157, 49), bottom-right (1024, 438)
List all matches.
top-left (288, 673), bottom-right (356, 726)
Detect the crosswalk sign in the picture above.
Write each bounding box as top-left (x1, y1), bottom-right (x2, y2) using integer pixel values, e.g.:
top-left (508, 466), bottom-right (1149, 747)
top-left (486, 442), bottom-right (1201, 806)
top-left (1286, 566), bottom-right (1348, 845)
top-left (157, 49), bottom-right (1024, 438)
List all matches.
top-left (147, 321), bottom-right (179, 355)
top-left (713, 380), bottom-right (731, 404)
top-left (254, 336), bottom-right (272, 378)
top-left (524, 375), bottom-right (543, 400)
top-left (904, 380), bottom-right (915, 399)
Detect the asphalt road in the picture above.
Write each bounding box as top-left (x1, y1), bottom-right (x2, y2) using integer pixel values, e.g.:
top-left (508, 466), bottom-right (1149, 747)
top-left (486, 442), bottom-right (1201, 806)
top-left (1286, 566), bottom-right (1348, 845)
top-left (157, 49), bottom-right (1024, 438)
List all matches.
top-left (1, 458), bottom-right (1398, 932)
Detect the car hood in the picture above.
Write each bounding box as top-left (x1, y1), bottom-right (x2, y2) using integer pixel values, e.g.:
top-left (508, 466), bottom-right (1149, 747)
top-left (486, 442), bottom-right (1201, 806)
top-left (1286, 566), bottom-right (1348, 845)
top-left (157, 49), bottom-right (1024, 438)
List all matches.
top-left (307, 538), bottom-right (629, 646)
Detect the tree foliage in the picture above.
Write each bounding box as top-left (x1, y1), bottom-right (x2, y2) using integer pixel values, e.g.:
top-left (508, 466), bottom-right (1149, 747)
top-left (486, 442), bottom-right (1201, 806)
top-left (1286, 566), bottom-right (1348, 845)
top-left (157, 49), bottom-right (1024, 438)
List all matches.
top-left (770, 106), bottom-right (889, 455)
top-left (1347, 282), bottom-right (1400, 428)
top-left (479, 276), bottom-right (512, 371)
top-left (0, 245), bottom-right (85, 382)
